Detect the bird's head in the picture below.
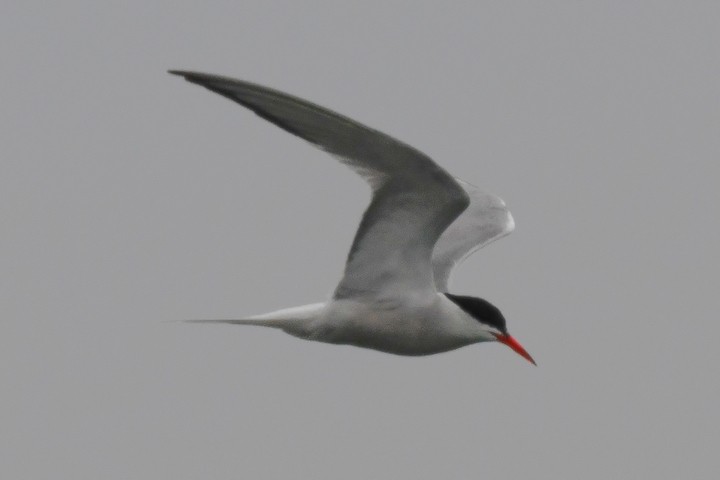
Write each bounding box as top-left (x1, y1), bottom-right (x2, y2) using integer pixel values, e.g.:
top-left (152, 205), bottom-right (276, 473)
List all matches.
top-left (444, 293), bottom-right (536, 365)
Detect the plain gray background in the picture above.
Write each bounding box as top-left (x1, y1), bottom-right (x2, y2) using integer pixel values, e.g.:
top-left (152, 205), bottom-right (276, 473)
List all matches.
top-left (2, 1), bottom-right (718, 478)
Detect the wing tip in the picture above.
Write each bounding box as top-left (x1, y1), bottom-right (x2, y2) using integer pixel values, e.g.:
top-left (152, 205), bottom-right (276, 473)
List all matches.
top-left (168, 69), bottom-right (211, 85)
top-left (168, 69), bottom-right (194, 78)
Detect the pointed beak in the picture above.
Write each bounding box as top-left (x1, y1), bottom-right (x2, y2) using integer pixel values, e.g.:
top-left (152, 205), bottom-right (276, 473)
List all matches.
top-left (492, 333), bottom-right (537, 366)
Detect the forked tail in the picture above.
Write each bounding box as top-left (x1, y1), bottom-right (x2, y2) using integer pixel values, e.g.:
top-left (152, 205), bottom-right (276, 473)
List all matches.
top-left (185, 302), bottom-right (326, 339)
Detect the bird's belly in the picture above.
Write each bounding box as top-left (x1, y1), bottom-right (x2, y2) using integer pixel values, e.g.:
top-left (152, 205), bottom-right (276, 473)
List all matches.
top-left (311, 301), bottom-right (473, 356)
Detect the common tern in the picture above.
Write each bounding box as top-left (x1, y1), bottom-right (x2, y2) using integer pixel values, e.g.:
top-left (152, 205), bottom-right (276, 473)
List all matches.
top-left (171, 70), bottom-right (535, 364)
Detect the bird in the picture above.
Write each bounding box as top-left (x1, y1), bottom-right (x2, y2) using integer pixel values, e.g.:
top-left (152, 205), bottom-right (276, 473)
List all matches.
top-left (170, 70), bottom-right (535, 365)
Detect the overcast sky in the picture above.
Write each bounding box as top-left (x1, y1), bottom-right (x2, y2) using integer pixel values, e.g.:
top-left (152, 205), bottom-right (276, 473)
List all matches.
top-left (2, 2), bottom-right (719, 479)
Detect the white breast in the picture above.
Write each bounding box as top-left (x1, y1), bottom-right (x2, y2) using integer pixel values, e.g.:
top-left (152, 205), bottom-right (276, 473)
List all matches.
top-left (308, 294), bottom-right (490, 355)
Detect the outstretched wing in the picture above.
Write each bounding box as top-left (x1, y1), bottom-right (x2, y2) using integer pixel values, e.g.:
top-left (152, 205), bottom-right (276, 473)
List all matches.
top-left (432, 180), bottom-right (514, 292)
top-left (171, 71), bottom-right (469, 301)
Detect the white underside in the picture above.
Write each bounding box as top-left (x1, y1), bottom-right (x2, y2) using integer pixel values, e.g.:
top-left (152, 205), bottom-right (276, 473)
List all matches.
top-left (223, 294), bottom-right (495, 356)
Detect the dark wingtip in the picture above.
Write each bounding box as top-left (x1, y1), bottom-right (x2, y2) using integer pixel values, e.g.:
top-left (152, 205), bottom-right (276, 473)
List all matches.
top-left (168, 70), bottom-right (229, 88)
top-left (168, 70), bottom-right (221, 90)
top-left (168, 70), bottom-right (210, 81)
top-left (168, 70), bottom-right (199, 80)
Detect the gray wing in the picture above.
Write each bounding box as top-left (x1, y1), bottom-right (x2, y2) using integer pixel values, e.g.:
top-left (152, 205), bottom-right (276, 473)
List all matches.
top-left (171, 71), bottom-right (469, 300)
top-left (432, 180), bottom-right (514, 292)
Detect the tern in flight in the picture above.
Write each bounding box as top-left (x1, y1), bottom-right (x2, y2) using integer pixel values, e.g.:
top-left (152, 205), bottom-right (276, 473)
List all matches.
top-left (170, 70), bottom-right (535, 365)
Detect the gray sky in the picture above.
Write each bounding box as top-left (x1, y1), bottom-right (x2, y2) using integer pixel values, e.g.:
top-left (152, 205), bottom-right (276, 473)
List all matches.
top-left (2, 1), bottom-right (719, 478)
